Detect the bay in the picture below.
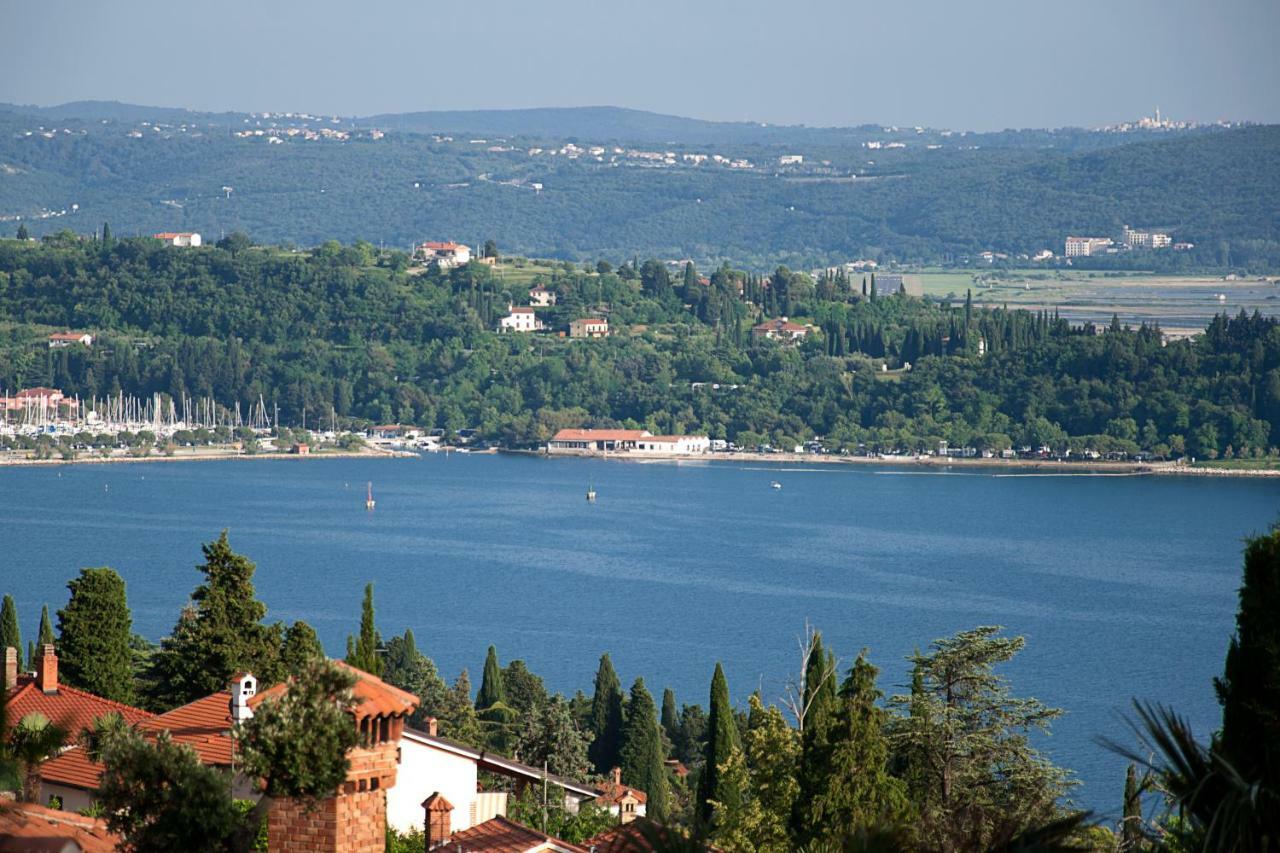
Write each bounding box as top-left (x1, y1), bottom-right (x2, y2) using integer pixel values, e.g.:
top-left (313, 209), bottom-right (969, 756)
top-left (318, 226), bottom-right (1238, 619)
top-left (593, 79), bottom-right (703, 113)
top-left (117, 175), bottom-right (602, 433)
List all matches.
top-left (1, 453), bottom-right (1276, 817)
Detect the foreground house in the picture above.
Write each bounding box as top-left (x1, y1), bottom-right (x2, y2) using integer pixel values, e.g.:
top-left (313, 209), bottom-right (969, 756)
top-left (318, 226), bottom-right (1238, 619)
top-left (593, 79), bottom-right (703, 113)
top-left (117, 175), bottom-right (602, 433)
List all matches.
top-left (430, 814), bottom-right (586, 852)
top-left (4, 646), bottom-right (153, 755)
top-left (0, 799), bottom-right (120, 852)
top-left (390, 719), bottom-right (599, 835)
top-left (548, 429), bottom-right (709, 456)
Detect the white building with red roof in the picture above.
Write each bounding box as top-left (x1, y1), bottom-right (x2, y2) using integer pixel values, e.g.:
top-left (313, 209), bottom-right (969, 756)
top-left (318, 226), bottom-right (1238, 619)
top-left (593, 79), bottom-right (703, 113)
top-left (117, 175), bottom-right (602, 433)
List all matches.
top-left (416, 240), bottom-right (472, 269)
top-left (569, 317), bottom-right (609, 338)
top-left (153, 231), bottom-right (202, 247)
top-left (751, 317), bottom-right (810, 343)
top-left (499, 305), bottom-right (542, 333)
top-left (548, 429), bottom-right (708, 455)
top-left (47, 332), bottom-right (93, 348)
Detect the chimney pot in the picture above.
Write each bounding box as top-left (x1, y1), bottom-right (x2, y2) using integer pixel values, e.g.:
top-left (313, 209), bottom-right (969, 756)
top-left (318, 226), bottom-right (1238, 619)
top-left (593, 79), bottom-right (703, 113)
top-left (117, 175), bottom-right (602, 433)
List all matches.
top-left (612, 767), bottom-right (621, 786)
top-left (3, 647), bottom-right (16, 690)
top-left (37, 644), bottom-right (57, 694)
top-left (426, 716), bottom-right (438, 737)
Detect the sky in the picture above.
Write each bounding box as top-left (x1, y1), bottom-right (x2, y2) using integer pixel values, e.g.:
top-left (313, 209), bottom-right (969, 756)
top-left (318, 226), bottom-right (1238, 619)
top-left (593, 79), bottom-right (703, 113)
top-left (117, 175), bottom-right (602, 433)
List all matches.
top-left (1, 0), bottom-right (1278, 131)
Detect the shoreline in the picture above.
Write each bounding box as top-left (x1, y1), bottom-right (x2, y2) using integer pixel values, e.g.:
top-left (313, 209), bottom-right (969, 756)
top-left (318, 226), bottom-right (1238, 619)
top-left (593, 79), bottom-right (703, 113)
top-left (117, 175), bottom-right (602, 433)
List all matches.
top-left (510, 448), bottom-right (1280, 477)
top-left (0, 445), bottom-right (415, 469)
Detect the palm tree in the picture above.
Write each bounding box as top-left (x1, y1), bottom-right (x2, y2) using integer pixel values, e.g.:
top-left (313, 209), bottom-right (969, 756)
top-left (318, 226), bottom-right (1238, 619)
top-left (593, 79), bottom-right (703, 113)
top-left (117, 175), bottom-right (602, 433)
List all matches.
top-left (9, 712), bottom-right (67, 803)
top-left (1105, 700), bottom-right (1279, 850)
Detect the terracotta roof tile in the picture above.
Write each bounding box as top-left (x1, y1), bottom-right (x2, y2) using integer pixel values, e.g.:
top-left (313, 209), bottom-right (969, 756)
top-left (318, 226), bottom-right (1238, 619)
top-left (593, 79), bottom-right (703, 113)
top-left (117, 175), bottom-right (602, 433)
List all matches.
top-left (586, 822), bottom-right (717, 852)
top-left (448, 816), bottom-right (587, 853)
top-left (0, 802), bottom-right (120, 853)
top-left (550, 429), bottom-right (649, 442)
top-left (250, 662), bottom-right (418, 722)
top-left (5, 677), bottom-right (153, 744)
top-left (593, 779), bottom-right (648, 806)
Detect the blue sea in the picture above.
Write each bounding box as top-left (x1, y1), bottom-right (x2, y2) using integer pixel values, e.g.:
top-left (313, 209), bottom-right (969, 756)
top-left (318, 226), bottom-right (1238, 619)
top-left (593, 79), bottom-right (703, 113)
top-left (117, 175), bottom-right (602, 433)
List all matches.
top-left (2, 453), bottom-right (1276, 816)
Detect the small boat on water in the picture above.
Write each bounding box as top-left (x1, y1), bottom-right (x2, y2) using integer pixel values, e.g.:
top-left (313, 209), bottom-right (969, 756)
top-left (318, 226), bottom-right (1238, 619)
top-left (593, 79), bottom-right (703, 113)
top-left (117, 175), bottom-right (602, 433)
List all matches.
top-left (365, 481), bottom-right (376, 510)
top-left (586, 486), bottom-right (597, 502)
top-left (770, 481), bottom-right (782, 490)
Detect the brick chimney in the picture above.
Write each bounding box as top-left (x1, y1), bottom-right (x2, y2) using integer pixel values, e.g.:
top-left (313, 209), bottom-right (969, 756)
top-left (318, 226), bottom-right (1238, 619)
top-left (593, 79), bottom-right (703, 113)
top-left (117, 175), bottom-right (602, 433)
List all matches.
top-left (425, 716), bottom-right (438, 737)
top-left (36, 644), bottom-right (57, 694)
top-left (3, 647), bottom-right (16, 690)
top-left (422, 792), bottom-right (453, 848)
top-left (612, 766), bottom-right (621, 786)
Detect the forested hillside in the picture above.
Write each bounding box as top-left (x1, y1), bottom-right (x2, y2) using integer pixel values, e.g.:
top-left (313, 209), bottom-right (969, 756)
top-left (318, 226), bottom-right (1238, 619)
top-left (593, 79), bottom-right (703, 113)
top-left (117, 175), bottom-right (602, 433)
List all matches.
top-left (2, 103), bottom-right (1276, 270)
top-left (3, 235), bottom-right (1280, 460)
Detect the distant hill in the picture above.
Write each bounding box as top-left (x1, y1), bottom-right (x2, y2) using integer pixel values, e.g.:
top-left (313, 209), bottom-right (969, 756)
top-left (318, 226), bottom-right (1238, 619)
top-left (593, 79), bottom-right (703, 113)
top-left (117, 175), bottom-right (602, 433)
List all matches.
top-left (0, 101), bottom-right (1275, 270)
top-left (355, 105), bottom-right (873, 146)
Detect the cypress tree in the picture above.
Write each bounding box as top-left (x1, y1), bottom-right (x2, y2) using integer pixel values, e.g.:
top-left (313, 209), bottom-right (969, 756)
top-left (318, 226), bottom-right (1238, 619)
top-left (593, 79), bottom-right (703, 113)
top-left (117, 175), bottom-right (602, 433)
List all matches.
top-left (793, 631), bottom-right (839, 837)
top-left (660, 687), bottom-right (679, 748)
top-left (587, 653), bottom-right (625, 775)
top-left (345, 583), bottom-right (382, 676)
top-left (697, 662), bottom-right (741, 829)
top-left (475, 645), bottom-right (505, 712)
top-left (0, 595), bottom-right (21, 670)
top-left (37, 606), bottom-right (54, 647)
top-left (1215, 524), bottom-right (1280, 775)
top-left (802, 651), bottom-right (908, 844)
top-left (618, 677), bottom-right (670, 821)
top-left (56, 567), bottom-right (135, 703)
top-left (280, 620), bottom-right (324, 676)
top-left (1121, 763), bottom-right (1144, 850)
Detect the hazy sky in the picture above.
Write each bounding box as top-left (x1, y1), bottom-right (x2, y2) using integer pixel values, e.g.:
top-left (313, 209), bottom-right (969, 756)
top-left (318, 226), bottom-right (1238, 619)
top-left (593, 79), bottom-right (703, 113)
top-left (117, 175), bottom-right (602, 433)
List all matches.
top-left (2, 0), bottom-right (1277, 131)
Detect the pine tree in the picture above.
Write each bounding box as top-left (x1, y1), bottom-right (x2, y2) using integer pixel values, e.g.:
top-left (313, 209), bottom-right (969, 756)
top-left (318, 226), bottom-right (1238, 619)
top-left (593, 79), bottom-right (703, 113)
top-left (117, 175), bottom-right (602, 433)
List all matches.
top-left (15, 223), bottom-right (29, 241)
top-left (1215, 524), bottom-right (1280, 776)
top-left (660, 688), bottom-right (679, 748)
top-left (501, 660), bottom-right (547, 717)
top-left (476, 645), bottom-right (505, 711)
top-left (889, 626), bottom-right (1072, 850)
top-left (803, 651), bottom-right (909, 844)
top-left (0, 595), bottom-right (21, 670)
top-left (37, 606), bottom-right (54, 647)
top-left (56, 568), bottom-right (135, 703)
top-left (100, 222), bottom-right (112, 246)
top-left (618, 678), bottom-right (670, 822)
top-left (345, 583), bottom-right (382, 676)
top-left (382, 630), bottom-right (449, 728)
top-left (279, 620), bottom-right (324, 676)
top-left (514, 694), bottom-right (590, 780)
top-left (697, 662), bottom-right (741, 830)
top-left (149, 531), bottom-right (283, 706)
top-left (440, 670), bottom-right (483, 748)
top-left (587, 653), bottom-right (624, 775)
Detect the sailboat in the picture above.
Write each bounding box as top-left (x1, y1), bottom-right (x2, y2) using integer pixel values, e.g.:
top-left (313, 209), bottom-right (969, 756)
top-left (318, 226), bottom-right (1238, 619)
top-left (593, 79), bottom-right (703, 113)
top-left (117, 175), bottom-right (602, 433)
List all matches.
top-left (365, 482), bottom-right (376, 510)
top-left (586, 485), bottom-right (597, 502)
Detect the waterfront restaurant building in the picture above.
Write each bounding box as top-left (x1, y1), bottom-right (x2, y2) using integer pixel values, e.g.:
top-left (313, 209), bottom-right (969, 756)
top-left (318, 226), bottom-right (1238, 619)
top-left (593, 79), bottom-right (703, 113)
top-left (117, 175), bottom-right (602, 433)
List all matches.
top-left (548, 429), bottom-right (709, 455)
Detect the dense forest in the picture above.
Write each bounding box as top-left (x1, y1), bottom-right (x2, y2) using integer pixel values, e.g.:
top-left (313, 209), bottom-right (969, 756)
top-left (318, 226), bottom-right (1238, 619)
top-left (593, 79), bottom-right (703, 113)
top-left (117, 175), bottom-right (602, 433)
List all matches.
top-left (3, 235), bottom-right (1280, 460)
top-left (2, 103), bottom-right (1277, 270)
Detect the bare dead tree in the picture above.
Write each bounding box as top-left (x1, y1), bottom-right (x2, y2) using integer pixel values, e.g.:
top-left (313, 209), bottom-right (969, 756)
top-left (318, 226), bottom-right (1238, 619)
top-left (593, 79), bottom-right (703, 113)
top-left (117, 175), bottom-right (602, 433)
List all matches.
top-left (781, 620), bottom-right (839, 734)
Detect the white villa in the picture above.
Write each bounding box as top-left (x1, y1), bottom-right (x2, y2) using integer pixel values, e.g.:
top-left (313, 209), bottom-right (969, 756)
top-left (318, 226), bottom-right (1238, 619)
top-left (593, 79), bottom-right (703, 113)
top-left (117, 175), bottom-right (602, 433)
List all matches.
top-left (499, 305), bottom-right (542, 332)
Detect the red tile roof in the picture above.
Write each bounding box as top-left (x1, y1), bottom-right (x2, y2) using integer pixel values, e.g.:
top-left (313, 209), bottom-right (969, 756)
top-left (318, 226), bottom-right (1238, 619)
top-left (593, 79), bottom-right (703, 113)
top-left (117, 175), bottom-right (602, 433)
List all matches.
top-left (753, 318), bottom-right (808, 333)
top-left (48, 332), bottom-right (89, 341)
top-left (586, 822), bottom-right (716, 852)
top-left (42, 690), bottom-right (235, 790)
top-left (509, 307), bottom-right (536, 314)
top-left (593, 779), bottom-right (648, 806)
top-left (14, 387), bottom-right (63, 399)
top-left (250, 661), bottom-right (418, 723)
top-left (551, 429), bottom-right (649, 442)
top-left (420, 241), bottom-right (464, 252)
top-left (447, 816), bottom-right (587, 853)
top-left (0, 801), bottom-right (120, 853)
top-left (42, 662), bottom-right (417, 792)
top-left (153, 232), bottom-right (197, 239)
top-left (5, 676), bottom-right (153, 745)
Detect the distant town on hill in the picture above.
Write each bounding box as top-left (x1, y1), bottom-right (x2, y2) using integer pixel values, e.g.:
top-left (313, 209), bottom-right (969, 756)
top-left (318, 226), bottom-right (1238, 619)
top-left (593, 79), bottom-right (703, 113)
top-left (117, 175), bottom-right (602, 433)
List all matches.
top-left (1, 101), bottom-right (1277, 272)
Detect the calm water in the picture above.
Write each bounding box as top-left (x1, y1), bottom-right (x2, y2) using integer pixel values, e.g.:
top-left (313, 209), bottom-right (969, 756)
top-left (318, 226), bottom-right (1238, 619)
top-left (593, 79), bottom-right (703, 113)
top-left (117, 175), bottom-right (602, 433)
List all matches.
top-left (2, 454), bottom-right (1276, 816)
